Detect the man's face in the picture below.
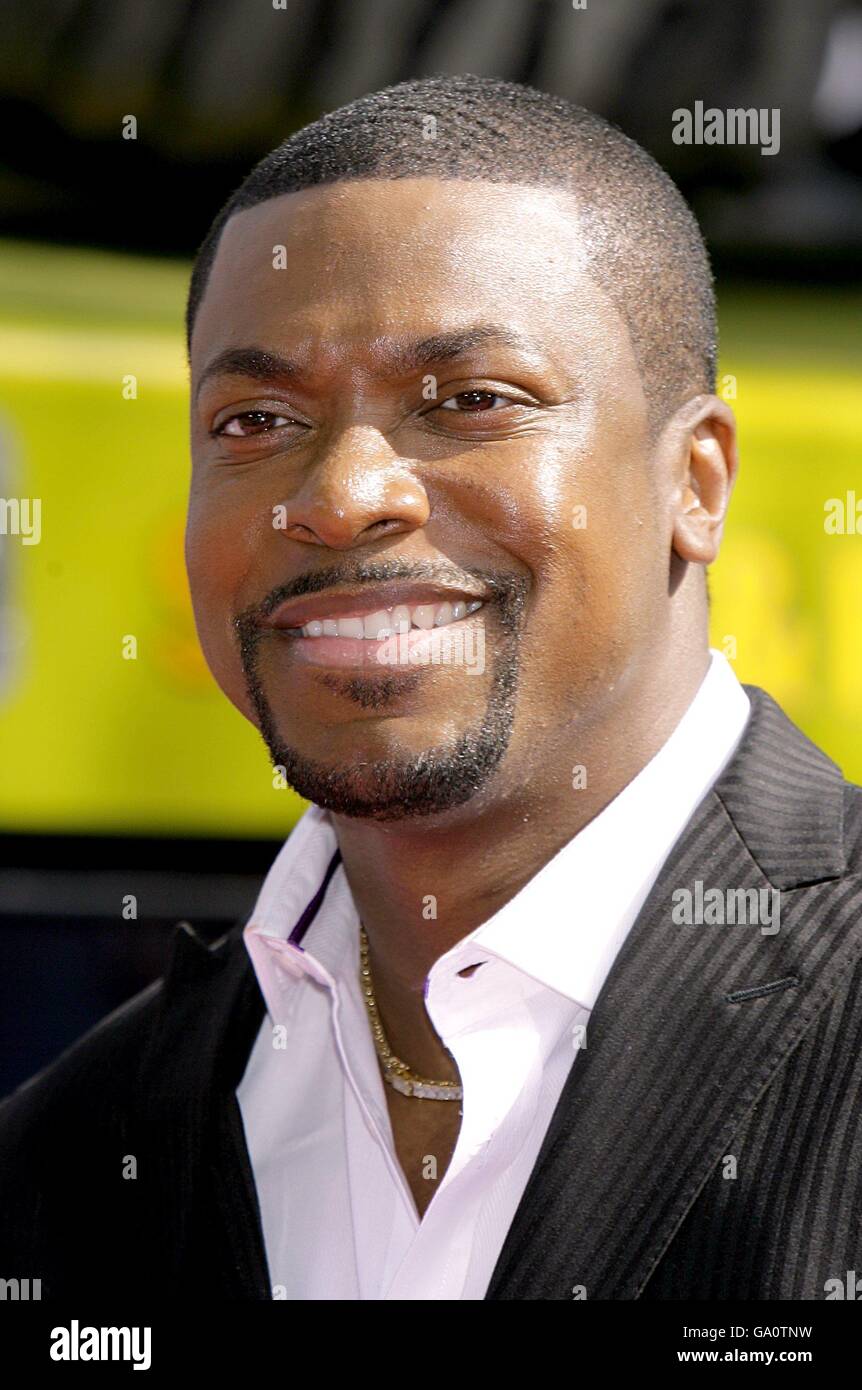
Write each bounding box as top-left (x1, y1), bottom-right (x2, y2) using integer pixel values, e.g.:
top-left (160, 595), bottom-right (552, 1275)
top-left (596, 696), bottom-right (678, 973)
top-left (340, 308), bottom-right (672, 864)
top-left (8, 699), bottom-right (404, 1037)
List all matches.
top-left (187, 178), bottom-right (674, 821)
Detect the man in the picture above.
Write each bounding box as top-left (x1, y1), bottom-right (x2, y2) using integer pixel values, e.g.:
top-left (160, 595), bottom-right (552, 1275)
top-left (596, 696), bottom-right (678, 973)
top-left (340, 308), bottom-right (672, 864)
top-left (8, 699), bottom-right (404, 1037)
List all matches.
top-left (1, 75), bottom-right (860, 1302)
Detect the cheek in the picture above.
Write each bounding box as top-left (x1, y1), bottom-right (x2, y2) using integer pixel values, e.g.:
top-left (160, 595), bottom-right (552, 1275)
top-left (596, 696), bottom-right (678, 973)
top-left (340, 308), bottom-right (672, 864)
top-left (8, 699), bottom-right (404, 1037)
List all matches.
top-left (471, 429), bottom-right (659, 592)
top-left (480, 434), bottom-right (666, 694)
top-left (564, 489), bottom-right (668, 696)
top-left (184, 484), bottom-right (262, 713)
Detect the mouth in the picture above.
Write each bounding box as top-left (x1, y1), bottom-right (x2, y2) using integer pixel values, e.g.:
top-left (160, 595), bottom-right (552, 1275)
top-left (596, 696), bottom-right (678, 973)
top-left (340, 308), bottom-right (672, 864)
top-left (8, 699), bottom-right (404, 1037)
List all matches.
top-left (257, 583), bottom-right (489, 670)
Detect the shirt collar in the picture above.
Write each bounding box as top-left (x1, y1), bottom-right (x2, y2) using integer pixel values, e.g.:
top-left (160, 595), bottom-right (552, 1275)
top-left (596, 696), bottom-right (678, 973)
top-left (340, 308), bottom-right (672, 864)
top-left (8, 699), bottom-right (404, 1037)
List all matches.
top-left (243, 806), bottom-right (346, 991)
top-left (244, 648), bottom-right (749, 1012)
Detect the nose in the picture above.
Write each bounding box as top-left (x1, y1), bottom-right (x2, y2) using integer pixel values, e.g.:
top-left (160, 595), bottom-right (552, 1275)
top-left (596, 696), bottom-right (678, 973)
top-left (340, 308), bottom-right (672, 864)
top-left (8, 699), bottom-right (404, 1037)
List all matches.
top-left (275, 425), bottom-right (430, 549)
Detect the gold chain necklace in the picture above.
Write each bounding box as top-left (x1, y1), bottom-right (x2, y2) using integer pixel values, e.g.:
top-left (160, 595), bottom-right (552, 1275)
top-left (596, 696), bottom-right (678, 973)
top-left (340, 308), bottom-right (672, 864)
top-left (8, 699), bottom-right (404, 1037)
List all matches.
top-left (359, 923), bottom-right (463, 1101)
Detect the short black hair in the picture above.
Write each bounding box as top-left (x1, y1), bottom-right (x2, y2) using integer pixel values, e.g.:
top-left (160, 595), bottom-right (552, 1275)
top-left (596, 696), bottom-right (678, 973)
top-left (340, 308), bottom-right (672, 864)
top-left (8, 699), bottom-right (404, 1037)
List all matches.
top-left (186, 74), bottom-right (716, 430)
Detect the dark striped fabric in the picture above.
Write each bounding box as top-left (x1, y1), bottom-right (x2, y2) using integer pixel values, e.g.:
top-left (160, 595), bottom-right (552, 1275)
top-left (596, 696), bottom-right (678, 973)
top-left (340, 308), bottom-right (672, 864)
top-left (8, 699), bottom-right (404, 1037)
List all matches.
top-left (1, 685), bottom-right (860, 1300)
top-left (486, 688), bottom-right (862, 1299)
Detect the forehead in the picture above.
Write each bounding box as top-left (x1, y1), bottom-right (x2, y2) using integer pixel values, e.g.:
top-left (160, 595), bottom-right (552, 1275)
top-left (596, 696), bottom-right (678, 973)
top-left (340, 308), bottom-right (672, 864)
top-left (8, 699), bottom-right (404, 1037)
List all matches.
top-left (191, 178), bottom-right (636, 380)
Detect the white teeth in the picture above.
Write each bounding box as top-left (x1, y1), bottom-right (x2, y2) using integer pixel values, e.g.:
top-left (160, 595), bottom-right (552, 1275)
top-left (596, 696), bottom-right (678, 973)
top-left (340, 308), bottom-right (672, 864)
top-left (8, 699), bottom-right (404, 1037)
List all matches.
top-left (390, 604), bottom-right (411, 634)
top-left (363, 609), bottom-right (393, 639)
top-left (412, 604), bottom-right (437, 630)
top-left (299, 598), bottom-right (483, 637)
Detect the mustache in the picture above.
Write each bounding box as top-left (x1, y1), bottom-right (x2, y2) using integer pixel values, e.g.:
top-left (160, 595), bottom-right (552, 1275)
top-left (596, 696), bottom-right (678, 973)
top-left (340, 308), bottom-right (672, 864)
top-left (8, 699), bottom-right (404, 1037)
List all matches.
top-left (234, 557), bottom-right (528, 632)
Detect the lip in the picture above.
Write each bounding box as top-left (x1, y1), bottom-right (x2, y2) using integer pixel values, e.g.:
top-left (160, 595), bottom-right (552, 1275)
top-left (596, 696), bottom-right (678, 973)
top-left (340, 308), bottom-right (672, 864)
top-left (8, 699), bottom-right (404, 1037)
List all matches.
top-left (285, 618), bottom-right (485, 670)
top-left (259, 581), bottom-right (490, 632)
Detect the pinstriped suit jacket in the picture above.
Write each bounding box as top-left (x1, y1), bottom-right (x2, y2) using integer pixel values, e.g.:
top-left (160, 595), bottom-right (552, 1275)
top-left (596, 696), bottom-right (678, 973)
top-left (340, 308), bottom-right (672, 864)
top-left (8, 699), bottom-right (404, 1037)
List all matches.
top-left (1, 685), bottom-right (861, 1300)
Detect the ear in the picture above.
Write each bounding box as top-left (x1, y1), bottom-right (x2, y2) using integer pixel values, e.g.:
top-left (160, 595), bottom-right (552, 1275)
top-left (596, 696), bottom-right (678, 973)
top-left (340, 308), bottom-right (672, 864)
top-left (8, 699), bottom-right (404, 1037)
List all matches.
top-left (670, 395), bottom-right (739, 565)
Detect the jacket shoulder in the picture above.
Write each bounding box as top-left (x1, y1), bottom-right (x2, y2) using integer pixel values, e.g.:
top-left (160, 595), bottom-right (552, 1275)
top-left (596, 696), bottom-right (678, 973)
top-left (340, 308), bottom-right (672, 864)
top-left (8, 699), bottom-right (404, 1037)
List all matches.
top-left (0, 923), bottom-right (241, 1141)
top-left (0, 923), bottom-right (252, 1295)
top-left (0, 973), bottom-right (164, 1144)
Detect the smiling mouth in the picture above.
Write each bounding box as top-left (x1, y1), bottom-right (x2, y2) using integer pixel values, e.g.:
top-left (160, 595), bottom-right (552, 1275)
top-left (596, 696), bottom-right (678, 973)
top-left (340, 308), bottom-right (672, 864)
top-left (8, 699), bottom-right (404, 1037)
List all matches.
top-left (258, 586), bottom-right (488, 670)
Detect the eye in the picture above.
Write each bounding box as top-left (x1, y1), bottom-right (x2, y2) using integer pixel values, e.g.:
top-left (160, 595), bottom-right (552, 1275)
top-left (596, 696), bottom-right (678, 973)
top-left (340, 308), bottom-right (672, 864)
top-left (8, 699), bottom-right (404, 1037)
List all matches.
top-left (216, 410), bottom-right (295, 437)
top-left (438, 390), bottom-right (515, 413)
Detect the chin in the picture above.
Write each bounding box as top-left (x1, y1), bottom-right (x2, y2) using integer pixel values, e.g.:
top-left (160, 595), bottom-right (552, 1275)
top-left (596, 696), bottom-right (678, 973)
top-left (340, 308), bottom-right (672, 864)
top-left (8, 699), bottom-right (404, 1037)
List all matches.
top-left (265, 729), bottom-right (511, 822)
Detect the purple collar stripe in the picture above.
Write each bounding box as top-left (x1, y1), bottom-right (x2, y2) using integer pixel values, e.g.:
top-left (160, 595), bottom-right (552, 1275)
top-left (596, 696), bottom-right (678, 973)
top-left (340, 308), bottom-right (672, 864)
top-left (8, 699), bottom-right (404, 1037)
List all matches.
top-left (288, 848), bottom-right (343, 947)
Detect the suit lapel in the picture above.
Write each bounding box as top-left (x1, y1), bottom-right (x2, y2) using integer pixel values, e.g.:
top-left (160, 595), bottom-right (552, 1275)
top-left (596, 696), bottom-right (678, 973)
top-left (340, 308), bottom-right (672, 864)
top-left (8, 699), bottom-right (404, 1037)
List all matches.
top-left (486, 687), bottom-right (860, 1299)
top-left (137, 919), bottom-right (269, 1297)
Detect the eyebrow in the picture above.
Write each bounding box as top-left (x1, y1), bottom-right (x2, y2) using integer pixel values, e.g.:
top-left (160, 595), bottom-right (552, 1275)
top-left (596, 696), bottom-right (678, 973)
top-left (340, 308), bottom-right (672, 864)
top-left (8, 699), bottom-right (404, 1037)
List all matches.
top-left (194, 325), bottom-right (547, 400)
